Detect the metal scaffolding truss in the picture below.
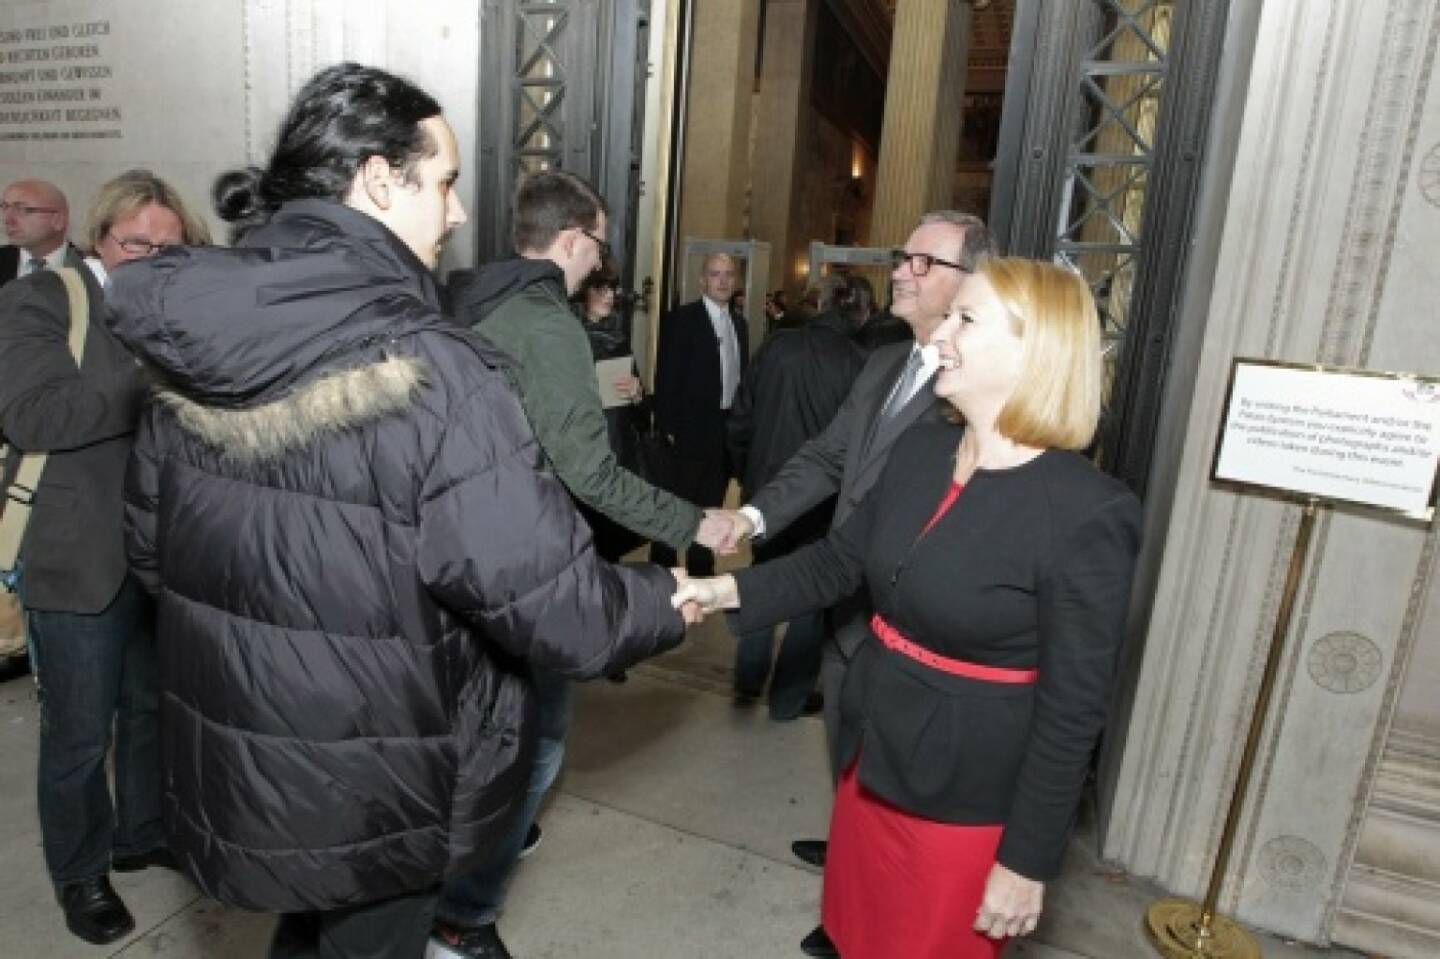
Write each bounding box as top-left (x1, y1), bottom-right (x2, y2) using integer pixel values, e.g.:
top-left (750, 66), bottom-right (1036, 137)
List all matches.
top-left (476, 0), bottom-right (649, 278)
top-left (514, 2), bottom-right (570, 176)
top-left (991, 0), bottom-right (1231, 495)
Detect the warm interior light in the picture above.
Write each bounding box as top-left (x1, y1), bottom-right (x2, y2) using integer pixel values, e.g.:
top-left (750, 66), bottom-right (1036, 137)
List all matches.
top-left (851, 143), bottom-right (864, 179)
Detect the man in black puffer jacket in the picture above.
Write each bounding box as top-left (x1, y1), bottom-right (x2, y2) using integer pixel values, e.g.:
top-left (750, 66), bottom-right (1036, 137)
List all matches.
top-left (104, 64), bottom-right (689, 959)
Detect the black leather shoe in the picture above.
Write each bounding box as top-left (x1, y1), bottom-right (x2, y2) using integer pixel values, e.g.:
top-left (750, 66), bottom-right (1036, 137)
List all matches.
top-left (800, 924), bottom-right (838, 957)
top-left (791, 839), bottom-right (827, 868)
top-left (113, 845), bottom-right (179, 873)
top-left (433, 921), bottom-right (512, 959)
top-left (800, 691), bottom-right (824, 716)
top-left (58, 875), bottom-right (134, 945)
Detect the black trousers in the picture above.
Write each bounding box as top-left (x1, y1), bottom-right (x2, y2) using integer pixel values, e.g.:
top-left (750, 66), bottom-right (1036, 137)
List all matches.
top-left (650, 431), bottom-right (729, 576)
top-left (269, 886), bottom-right (440, 959)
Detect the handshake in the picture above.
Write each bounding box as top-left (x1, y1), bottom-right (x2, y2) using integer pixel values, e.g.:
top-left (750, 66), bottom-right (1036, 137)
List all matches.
top-left (669, 569), bottom-right (739, 625)
top-left (692, 508), bottom-right (755, 555)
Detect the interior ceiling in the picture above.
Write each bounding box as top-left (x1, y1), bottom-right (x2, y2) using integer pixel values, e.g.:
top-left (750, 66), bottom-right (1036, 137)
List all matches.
top-left (832, 0), bottom-right (1013, 93)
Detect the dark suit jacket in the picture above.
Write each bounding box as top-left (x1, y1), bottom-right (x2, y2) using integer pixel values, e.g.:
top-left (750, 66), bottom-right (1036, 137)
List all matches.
top-left (726, 311), bottom-right (863, 553)
top-left (748, 341), bottom-right (944, 656)
top-left (0, 265), bottom-right (147, 612)
top-left (735, 423), bottom-right (1142, 880)
top-left (0, 243), bottom-right (85, 289)
top-left (653, 298), bottom-right (749, 455)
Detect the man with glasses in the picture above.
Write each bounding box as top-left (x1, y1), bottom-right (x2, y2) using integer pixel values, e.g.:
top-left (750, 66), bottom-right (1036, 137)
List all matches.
top-left (1, 179), bottom-right (83, 289)
top-left (443, 169), bottom-right (730, 959)
top-left (711, 210), bottom-right (994, 958)
top-left (0, 169), bottom-right (209, 945)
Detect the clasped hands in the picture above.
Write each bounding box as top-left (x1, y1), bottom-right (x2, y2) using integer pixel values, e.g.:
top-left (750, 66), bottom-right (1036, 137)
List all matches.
top-left (669, 569), bottom-right (737, 624)
top-left (691, 508), bottom-right (754, 555)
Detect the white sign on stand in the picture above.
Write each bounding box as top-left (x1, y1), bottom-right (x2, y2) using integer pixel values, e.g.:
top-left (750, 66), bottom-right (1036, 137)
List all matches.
top-left (1212, 358), bottom-right (1440, 520)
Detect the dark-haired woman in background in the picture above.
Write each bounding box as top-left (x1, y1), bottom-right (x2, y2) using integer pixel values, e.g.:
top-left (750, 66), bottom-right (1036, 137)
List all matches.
top-left (674, 258), bottom-right (1142, 958)
top-left (572, 262), bottom-right (646, 561)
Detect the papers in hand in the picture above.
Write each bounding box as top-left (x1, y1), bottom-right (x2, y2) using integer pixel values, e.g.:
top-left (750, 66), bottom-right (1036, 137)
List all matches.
top-left (595, 355), bottom-right (636, 409)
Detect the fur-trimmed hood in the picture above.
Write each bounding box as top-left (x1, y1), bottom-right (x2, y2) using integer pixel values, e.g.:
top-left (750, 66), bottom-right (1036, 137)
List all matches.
top-left (106, 200), bottom-right (450, 414)
top-left (153, 354), bottom-right (428, 462)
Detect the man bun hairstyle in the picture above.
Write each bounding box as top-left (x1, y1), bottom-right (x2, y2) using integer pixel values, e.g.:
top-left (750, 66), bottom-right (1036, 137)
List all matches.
top-left (214, 62), bottom-right (441, 235)
top-left (512, 169), bottom-right (607, 254)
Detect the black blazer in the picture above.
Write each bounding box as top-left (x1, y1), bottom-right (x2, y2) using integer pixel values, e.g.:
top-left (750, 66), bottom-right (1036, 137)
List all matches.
top-left (747, 341), bottom-right (946, 655)
top-left (0, 243), bottom-right (85, 289)
top-left (653, 298), bottom-right (748, 454)
top-left (733, 422), bottom-right (1142, 882)
top-left (0, 265), bottom-right (147, 612)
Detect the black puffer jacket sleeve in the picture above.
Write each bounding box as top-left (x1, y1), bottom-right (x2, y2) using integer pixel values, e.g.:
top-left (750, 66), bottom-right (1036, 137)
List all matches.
top-left (417, 377), bottom-right (686, 677)
top-left (121, 403), bottom-right (165, 596)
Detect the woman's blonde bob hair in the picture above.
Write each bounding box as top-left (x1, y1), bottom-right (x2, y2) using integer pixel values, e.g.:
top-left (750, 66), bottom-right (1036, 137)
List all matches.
top-left (84, 168), bottom-right (212, 253)
top-left (983, 257), bottom-right (1103, 451)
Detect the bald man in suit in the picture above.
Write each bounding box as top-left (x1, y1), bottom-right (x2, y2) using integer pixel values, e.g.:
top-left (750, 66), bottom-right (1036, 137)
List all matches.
top-left (2, 179), bottom-right (83, 287)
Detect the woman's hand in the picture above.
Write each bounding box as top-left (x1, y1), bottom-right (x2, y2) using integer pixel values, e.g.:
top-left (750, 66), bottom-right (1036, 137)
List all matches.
top-left (974, 863), bottom-right (1044, 939)
top-left (614, 373), bottom-right (643, 403)
top-left (670, 570), bottom-right (739, 615)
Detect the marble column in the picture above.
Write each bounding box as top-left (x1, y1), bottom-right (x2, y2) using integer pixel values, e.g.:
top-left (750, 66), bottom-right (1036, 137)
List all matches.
top-left (748, 0), bottom-right (819, 303)
top-left (677, 0), bottom-right (761, 242)
top-left (869, 0), bottom-right (970, 247)
top-left (1099, 0), bottom-right (1440, 950)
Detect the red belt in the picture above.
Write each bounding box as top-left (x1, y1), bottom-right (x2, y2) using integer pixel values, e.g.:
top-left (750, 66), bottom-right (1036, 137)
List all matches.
top-left (870, 614), bottom-right (1038, 685)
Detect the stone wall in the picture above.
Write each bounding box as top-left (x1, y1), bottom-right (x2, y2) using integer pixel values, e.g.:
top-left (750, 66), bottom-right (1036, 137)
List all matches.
top-left (0, 0), bottom-right (481, 271)
top-left (1100, 0), bottom-right (1440, 953)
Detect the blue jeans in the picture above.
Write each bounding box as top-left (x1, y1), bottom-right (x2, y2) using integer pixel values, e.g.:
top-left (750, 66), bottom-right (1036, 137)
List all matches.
top-left (733, 609), bottom-right (826, 720)
top-left (28, 575), bottom-right (161, 885)
top-left (438, 669), bottom-right (572, 928)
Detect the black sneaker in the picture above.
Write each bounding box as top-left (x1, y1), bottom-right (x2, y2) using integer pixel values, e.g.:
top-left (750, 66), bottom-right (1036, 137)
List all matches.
top-left (433, 922), bottom-right (513, 959)
top-left (519, 822), bottom-right (542, 859)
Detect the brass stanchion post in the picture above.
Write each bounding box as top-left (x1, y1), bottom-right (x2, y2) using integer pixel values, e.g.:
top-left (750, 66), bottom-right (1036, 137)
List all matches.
top-left (1146, 497), bottom-right (1322, 958)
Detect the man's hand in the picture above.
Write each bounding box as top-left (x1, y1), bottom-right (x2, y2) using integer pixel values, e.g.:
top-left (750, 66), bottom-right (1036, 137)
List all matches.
top-left (694, 509), bottom-right (738, 553)
top-left (974, 863), bottom-right (1044, 940)
top-left (698, 508), bottom-right (753, 554)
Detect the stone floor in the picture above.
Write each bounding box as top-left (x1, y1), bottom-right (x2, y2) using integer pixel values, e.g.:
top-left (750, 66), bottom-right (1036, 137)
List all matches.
top-left (0, 612), bottom-right (1371, 958)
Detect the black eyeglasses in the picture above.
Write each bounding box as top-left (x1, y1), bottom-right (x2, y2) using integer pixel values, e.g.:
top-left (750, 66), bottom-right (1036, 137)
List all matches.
top-left (578, 227), bottom-right (611, 260)
top-left (107, 233), bottom-right (170, 256)
top-left (891, 249), bottom-right (969, 277)
top-left (0, 201), bottom-right (58, 216)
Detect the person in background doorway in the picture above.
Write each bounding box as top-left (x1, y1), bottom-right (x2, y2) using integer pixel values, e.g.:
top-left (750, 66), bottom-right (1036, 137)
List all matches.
top-left (726, 273), bottom-right (864, 720)
top-left (651, 252), bottom-right (749, 576)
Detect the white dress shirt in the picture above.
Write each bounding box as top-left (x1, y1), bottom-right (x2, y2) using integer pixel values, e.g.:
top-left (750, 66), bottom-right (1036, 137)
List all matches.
top-left (740, 342), bottom-right (937, 538)
top-left (703, 295), bottom-right (741, 410)
top-left (15, 243), bottom-right (68, 279)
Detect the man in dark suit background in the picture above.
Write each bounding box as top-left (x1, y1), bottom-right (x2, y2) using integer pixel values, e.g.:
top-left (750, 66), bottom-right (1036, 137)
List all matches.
top-left (652, 251), bottom-right (750, 575)
top-left (2, 179), bottom-right (83, 287)
top-left (725, 274), bottom-right (865, 719)
top-left (712, 210), bottom-right (995, 959)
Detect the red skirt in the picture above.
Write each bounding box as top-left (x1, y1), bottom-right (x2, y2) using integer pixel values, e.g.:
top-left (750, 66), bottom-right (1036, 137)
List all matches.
top-left (821, 763), bottom-right (1006, 959)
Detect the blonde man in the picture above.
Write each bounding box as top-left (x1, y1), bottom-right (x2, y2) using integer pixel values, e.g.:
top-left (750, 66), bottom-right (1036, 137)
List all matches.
top-left (0, 169), bottom-right (207, 945)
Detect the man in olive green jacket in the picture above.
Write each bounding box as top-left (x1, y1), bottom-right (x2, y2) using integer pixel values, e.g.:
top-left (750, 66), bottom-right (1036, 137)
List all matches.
top-left (439, 169), bottom-right (730, 959)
